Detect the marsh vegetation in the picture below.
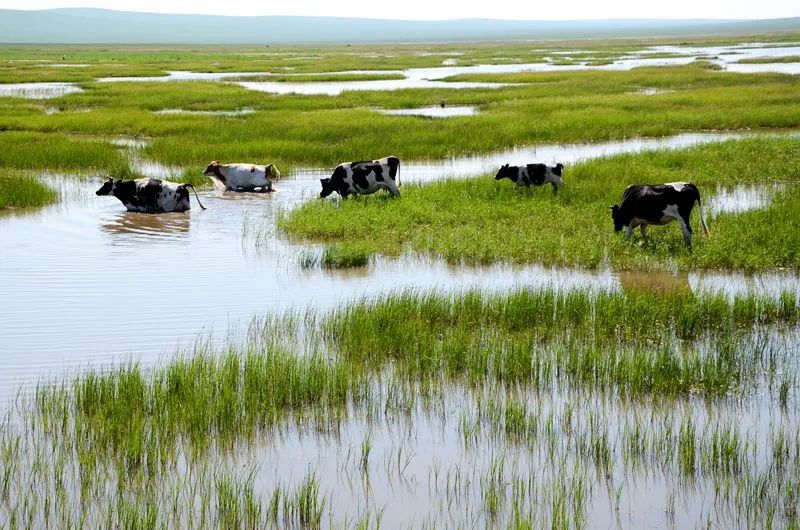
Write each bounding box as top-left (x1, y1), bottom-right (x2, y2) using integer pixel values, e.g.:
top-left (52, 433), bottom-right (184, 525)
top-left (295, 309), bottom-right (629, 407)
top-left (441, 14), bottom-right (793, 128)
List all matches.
top-left (1, 34), bottom-right (800, 528)
top-left (2, 288), bottom-right (800, 527)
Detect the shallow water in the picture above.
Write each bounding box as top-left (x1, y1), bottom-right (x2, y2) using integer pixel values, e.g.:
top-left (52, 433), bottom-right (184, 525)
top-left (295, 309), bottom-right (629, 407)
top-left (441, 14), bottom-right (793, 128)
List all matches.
top-left (236, 78), bottom-right (511, 95)
top-left (1, 131), bottom-right (798, 402)
top-left (0, 82), bottom-right (83, 99)
top-left (377, 105), bottom-right (477, 118)
top-left (724, 62), bottom-right (800, 75)
top-left (154, 108), bottom-right (255, 116)
top-left (36, 63), bottom-right (89, 68)
top-left (629, 87), bottom-right (674, 95)
top-left (96, 70), bottom-right (274, 82)
top-left (646, 43), bottom-right (800, 74)
top-left (72, 42), bottom-right (799, 101)
top-left (706, 183), bottom-right (784, 216)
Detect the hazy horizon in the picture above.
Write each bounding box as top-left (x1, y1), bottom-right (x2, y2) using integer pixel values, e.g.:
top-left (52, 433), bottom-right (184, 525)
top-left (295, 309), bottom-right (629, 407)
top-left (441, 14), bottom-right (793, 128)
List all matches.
top-left (1, 0), bottom-right (796, 21)
top-left (1, 7), bottom-right (798, 44)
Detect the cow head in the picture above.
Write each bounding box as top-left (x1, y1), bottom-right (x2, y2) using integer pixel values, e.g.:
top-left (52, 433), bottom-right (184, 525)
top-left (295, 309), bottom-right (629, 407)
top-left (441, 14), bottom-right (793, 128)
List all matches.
top-left (203, 161), bottom-right (219, 176)
top-left (319, 177), bottom-right (334, 198)
top-left (95, 177), bottom-right (115, 196)
top-left (203, 161), bottom-right (226, 185)
top-left (495, 164), bottom-right (515, 181)
top-left (266, 164), bottom-right (281, 180)
top-left (610, 205), bottom-right (624, 232)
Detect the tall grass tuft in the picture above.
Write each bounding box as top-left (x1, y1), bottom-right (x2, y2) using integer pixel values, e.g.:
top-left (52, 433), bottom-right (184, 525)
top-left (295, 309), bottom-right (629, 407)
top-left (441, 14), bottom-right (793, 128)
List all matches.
top-left (0, 173), bottom-right (58, 209)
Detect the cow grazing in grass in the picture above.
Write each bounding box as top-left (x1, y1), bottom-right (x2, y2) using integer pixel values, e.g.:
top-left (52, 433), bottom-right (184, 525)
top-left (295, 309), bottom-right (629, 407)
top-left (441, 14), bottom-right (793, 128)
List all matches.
top-left (610, 182), bottom-right (709, 247)
top-left (495, 163), bottom-right (564, 194)
top-left (320, 156), bottom-right (401, 198)
top-left (203, 161), bottom-right (280, 192)
top-left (95, 178), bottom-right (206, 213)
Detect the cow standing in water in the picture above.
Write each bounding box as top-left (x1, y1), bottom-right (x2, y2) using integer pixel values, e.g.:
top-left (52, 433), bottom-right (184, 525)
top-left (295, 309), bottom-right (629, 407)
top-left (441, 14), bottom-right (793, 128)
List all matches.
top-left (495, 163), bottom-right (565, 194)
top-left (95, 178), bottom-right (206, 213)
top-left (203, 161), bottom-right (280, 192)
top-left (610, 182), bottom-right (709, 247)
top-left (320, 156), bottom-right (401, 198)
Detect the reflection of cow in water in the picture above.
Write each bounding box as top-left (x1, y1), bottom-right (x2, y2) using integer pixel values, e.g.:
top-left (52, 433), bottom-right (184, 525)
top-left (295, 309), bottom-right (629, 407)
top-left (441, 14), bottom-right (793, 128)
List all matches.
top-left (101, 211), bottom-right (191, 238)
top-left (618, 271), bottom-right (691, 297)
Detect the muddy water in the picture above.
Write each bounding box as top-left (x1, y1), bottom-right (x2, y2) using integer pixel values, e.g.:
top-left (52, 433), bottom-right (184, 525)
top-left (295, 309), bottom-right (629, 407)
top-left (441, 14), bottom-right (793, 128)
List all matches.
top-left (0, 132), bottom-right (798, 402)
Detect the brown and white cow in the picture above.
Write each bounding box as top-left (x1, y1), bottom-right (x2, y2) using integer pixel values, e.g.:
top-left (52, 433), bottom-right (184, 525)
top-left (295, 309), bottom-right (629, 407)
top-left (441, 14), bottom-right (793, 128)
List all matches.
top-left (203, 161), bottom-right (280, 192)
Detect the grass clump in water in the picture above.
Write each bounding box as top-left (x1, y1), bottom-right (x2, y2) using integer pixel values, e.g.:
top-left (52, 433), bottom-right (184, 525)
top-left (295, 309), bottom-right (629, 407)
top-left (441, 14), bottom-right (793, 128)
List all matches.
top-left (324, 288), bottom-right (800, 396)
top-left (49, 348), bottom-right (367, 465)
top-left (321, 244), bottom-right (371, 269)
top-left (0, 172), bottom-right (58, 209)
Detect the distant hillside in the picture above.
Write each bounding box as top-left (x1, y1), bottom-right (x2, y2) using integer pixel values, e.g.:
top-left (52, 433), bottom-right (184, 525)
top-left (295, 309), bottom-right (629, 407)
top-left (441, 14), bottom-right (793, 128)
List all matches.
top-left (0, 9), bottom-right (798, 44)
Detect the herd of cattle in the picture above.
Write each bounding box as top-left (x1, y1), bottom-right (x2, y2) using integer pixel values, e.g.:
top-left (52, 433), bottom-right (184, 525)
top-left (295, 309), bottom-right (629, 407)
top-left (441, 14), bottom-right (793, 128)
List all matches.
top-left (96, 156), bottom-right (708, 246)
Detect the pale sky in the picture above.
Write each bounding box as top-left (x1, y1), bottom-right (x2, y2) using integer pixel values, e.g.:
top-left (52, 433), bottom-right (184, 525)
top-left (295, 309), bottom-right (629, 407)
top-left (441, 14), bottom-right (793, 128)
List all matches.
top-left (0, 0), bottom-right (796, 20)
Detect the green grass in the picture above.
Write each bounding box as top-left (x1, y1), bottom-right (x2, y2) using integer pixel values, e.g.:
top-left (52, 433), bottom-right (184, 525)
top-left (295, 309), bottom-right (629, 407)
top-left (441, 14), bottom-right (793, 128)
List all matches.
top-left (321, 244), bottom-right (371, 268)
top-left (2, 62), bottom-right (800, 168)
top-left (0, 172), bottom-right (58, 209)
top-left (324, 288), bottom-right (799, 396)
top-left (737, 56), bottom-right (800, 64)
top-left (0, 131), bottom-right (125, 170)
top-left (282, 137), bottom-right (800, 271)
top-left (65, 349), bottom-right (367, 457)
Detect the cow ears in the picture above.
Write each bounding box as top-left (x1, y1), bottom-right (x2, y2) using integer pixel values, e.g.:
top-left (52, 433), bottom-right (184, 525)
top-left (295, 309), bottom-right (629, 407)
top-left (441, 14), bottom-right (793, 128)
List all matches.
top-left (610, 205), bottom-right (619, 212)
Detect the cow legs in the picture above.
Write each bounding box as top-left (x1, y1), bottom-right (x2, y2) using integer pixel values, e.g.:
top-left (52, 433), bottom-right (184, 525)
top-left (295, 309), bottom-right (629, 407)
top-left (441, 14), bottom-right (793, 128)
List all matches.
top-left (640, 224), bottom-right (649, 245)
top-left (550, 182), bottom-right (559, 195)
top-left (625, 224), bottom-right (634, 239)
top-left (678, 215), bottom-right (693, 247)
top-left (386, 181), bottom-right (401, 198)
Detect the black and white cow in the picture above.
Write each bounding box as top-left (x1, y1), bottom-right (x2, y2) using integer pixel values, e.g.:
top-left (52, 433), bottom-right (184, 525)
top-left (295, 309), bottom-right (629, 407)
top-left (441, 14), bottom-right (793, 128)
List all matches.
top-left (95, 178), bottom-right (206, 213)
top-left (320, 156), bottom-right (400, 199)
top-left (610, 182), bottom-right (709, 246)
top-left (495, 163), bottom-right (564, 194)
top-left (203, 161), bottom-right (280, 192)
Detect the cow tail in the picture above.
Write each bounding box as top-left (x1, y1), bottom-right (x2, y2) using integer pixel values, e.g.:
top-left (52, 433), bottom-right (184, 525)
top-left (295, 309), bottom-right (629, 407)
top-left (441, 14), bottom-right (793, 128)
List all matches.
top-left (696, 192), bottom-right (709, 236)
top-left (185, 183), bottom-right (207, 210)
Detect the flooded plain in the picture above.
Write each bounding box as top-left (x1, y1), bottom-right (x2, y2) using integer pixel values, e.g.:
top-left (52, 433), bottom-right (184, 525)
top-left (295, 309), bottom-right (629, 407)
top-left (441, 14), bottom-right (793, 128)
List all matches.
top-left (2, 43), bottom-right (800, 527)
top-left (4, 42), bottom-right (798, 101)
top-left (0, 131), bottom-right (797, 402)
